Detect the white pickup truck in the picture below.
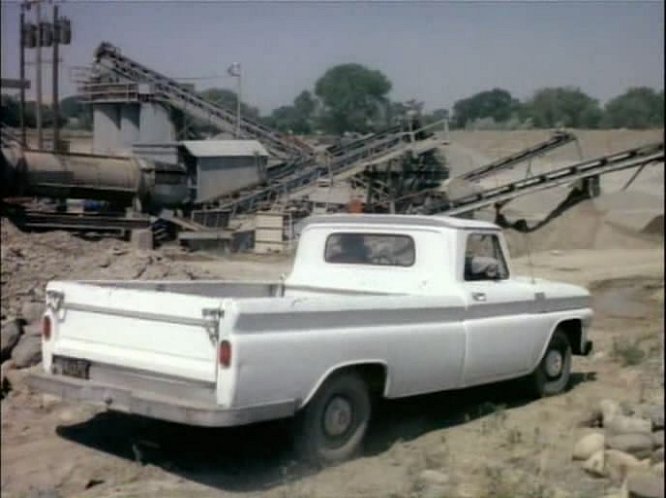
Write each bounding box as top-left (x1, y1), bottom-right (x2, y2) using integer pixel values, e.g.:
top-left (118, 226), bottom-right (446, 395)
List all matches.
top-left (29, 214), bottom-right (593, 463)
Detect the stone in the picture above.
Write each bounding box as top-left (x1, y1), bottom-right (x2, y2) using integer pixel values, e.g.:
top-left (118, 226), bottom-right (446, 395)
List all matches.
top-left (605, 449), bottom-right (645, 483)
top-left (131, 229), bottom-right (153, 251)
top-left (647, 407), bottom-right (664, 431)
top-left (607, 433), bottom-right (655, 459)
top-left (654, 432), bottom-right (664, 450)
top-left (20, 301), bottom-right (44, 324)
top-left (582, 450), bottom-right (606, 477)
top-left (601, 399), bottom-right (622, 426)
top-left (22, 322), bottom-right (42, 337)
top-left (1, 319), bottom-right (22, 360)
top-left (574, 432), bottom-right (606, 460)
top-left (1, 359), bottom-right (15, 393)
top-left (651, 448), bottom-right (664, 464)
top-left (11, 334), bottom-right (42, 368)
top-left (625, 470), bottom-right (665, 498)
top-left (419, 469), bottom-right (450, 486)
top-left (606, 415), bottom-right (653, 435)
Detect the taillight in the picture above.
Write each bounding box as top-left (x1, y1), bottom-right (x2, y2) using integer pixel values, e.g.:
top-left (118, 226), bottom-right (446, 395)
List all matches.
top-left (218, 340), bottom-right (231, 368)
top-left (42, 315), bottom-right (52, 340)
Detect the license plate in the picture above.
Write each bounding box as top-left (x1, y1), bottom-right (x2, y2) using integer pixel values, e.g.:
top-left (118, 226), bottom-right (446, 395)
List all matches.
top-left (53, 357), bottom-right (90, 380)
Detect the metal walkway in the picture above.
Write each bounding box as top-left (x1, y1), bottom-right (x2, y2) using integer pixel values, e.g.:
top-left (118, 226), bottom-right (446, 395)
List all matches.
top-left (388, 142), bottom-right (664, 216)
top-left (91, 42), bottom-right (310, 161)
top-left (459, 130), bottom-right (578, 183)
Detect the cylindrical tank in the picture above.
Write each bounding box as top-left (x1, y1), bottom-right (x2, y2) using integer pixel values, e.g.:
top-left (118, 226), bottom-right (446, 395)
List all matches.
top-left (18, 149), bottom-right (143, 203)
top-left (1, 146), bottom-right (189, 210)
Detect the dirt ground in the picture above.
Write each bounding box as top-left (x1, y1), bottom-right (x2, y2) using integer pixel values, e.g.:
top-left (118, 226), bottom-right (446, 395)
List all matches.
top-left (1, 129), bottom-right (664, 498)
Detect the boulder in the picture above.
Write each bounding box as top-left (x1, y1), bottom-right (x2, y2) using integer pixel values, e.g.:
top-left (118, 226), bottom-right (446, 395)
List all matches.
top-left (601, 399), bottom-right (622, 426)
top-left (419, 470), bottom-right (450, 487)
top-left (1, 359), bottom-right (15, 394)
top-left (606, 415), bottom-right (652, 435)
top-left (11, 334), bottom-right (42, 368)
top-left (20, 301), bottom-right (44, 324)
top-left (647, 407), bottom-right (664, 432)
top-left (22, 322), bottom-right (42, 337)
top-left (654, 432), bottom-right (664, 450)
top-left (574, 432), bottom-right (606, 460)
top-left (625, 470), bottom-right (665, 498)
top-left (1, 319), bottom-right (22, 360)
top-left (607, 433), bottom-right (655, 459)
top-left (582, 450), bottom-right (606, 477)
top-left (605, 449), bottom-right (645, 483)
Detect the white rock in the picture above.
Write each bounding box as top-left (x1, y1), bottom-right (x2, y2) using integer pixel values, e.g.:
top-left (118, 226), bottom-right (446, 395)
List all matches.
top-left (573, 432), bottom-right (605, 460)
top-left (605, 449), bottom-right (645, 483)
top-left (582, 450), bottom-right (606, 477)
top-left (625, 470), bottom-right (665, 498)
top-left (601, 399), bottom-right (622, 426)
top-left (20, 301), bottom-right (44, 324)
top-left (606, 415), bottom-right (652, 435)
top-left (419, 469), bottom-right (450, 486)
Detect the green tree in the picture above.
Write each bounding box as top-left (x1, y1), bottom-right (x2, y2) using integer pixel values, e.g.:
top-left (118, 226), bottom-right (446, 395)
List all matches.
top-left (199, 88), bottom-right (261, 121)
top-left (452, 88), bottom-right (519, 128)
top-left (314, 64), bottom-right (392, 134)
top-left (602, 87), bottom-right (664, 129)
top-left (59, 95), bottom-right (92, 130)
top-left (265, 90), bottom-right (318, 134)
top-left (523, 87), bottom-right (602, 129)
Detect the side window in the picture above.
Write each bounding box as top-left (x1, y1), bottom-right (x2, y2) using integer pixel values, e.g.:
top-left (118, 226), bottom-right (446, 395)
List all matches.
top-left (464, 233), bottom-right (509, 281)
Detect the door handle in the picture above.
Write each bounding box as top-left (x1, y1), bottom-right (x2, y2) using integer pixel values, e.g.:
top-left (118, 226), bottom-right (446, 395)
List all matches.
top-left (472, 292), bottom-right (487, 302)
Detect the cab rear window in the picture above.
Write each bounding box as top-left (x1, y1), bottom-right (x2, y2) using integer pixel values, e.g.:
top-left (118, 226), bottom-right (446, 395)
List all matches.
top-left (324, 233), bottom-right (415, 267)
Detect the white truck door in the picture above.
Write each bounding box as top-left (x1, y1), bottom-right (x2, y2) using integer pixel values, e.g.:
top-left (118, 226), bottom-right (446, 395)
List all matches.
top-left (460, 232), bottom-right (544, 386)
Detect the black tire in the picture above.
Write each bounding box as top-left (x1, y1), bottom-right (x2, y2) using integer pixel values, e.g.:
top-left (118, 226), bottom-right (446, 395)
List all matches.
top-left (294, 371), bottom-right (371, 465)
top-left (526, 330), bottom-right (572, 398)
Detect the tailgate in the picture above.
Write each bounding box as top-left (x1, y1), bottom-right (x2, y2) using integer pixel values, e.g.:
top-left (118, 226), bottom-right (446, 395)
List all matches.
top-left (44, 281), bottom-right (224, 383)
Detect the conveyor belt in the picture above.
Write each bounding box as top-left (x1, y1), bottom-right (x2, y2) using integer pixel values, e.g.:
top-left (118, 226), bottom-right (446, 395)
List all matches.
top-left (389, 142), bottom-right (664, 215)
top-left (460, 131), bottom-right (577, 183)
top-left (92, 42), bottom-right (310, 161)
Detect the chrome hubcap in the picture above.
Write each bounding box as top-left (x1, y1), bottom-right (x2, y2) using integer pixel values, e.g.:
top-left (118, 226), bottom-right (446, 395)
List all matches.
top-left (323, 396), bottom-right (353, 437)
top-left (545, 350), bottom-right (564, 377)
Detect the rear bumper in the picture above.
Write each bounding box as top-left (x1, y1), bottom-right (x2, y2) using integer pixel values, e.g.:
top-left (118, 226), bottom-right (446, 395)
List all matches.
top-left (27, 371), bottom-right (297, 427)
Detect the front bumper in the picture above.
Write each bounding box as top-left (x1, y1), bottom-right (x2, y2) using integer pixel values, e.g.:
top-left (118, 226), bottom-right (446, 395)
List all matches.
top-left (27, 371), bottom-right (297, 427)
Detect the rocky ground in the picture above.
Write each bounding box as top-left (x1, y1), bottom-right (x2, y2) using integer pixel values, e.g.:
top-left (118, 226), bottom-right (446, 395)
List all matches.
top-left (1, 129), bottom-right (664, 498)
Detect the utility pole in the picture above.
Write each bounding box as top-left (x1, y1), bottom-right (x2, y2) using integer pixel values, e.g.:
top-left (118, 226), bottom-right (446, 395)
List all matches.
top-left (35, 0), bottom-right (43, 150)
top-left (19, 6), bottom-right (27, 146)
top-left (52, 3), bottom-right (59, 151)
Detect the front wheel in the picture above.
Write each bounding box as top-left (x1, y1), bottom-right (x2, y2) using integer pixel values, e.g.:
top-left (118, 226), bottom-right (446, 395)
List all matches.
top-left (526, 330), bottom-right (572, 397)
top-left (294, 372), bottom-right (371, 465)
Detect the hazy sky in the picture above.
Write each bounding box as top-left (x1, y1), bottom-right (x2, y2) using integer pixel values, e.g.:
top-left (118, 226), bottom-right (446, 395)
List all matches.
top-left (1, 1), bottom-right (663, 114)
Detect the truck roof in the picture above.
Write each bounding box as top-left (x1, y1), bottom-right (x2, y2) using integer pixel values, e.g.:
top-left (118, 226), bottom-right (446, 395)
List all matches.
top-left (302, 214), bottom-right (500, 231)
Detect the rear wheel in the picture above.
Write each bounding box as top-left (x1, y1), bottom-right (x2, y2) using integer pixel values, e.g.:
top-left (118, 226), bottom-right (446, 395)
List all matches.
top-left (294, 372), bottom-right (371, 465)
top-left (527, 330), bottom-right (572, 397)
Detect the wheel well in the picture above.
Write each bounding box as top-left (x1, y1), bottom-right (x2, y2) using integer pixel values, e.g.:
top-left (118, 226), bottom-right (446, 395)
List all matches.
top-left (352, 363), bottom-right (388, 397)
top-left (556, 319), bottom-right (583, 354)
top-left (303, 363), bottom-right (388, 408)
